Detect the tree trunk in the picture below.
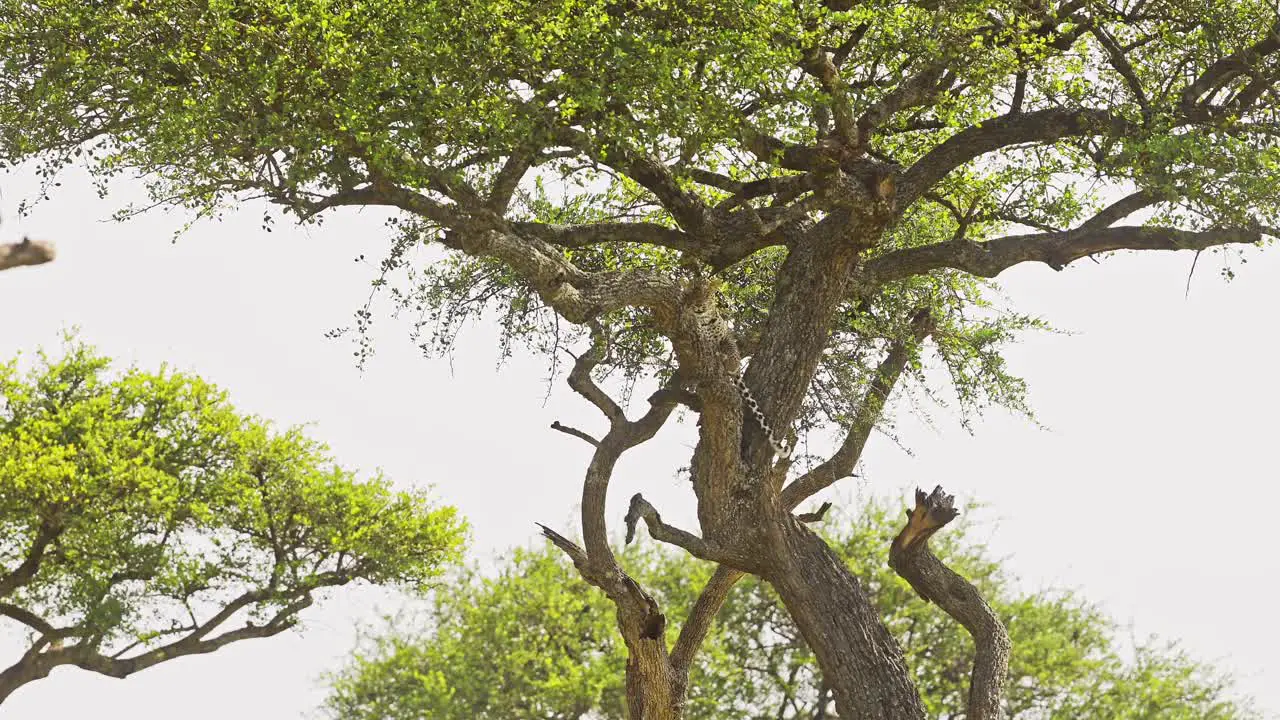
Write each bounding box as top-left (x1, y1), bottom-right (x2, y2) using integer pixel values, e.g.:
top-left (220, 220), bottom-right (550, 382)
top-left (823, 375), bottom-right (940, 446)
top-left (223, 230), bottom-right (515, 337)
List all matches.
top-left (765, 522), bottom-right (925, 720)
top-left (624, 645), bottom-right (685, 720)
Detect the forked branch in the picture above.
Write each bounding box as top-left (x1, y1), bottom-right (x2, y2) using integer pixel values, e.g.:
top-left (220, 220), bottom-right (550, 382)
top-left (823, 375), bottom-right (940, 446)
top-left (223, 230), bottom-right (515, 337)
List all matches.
top-left (781, 309), bottom-right (934, 510)
top-left (889, 486), bottom-right (1010, 720)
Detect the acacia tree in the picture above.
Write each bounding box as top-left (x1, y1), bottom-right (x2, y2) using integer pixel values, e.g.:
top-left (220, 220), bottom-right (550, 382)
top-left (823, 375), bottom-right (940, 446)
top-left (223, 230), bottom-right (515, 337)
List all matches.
top-left (0, 340), bottom-right (466, 703)
top-left (326, 504), bottom-right (1257, 720)
top-left (1, 1), bottom-right (1277, 718)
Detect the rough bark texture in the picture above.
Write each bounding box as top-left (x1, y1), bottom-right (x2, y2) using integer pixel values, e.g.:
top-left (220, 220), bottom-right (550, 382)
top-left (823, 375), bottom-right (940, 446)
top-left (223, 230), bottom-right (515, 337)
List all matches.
top-left (766, 520), bottom-right (926, 720)
top-left (0, 654), bottom-right (55, 704)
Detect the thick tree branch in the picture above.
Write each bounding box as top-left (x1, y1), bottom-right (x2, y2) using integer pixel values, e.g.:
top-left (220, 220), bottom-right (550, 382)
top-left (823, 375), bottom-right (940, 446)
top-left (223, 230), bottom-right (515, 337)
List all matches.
top-left (512, 220), bottom-right (697, 253)
top-left (0, 603), bottom-right (60, 638)
top-left (488, 148), bottom-right (536, 213)
top-left (741, 128), bottom-right (825, 171)
top-left (862, 225), bottom-right (1261, 284)
top-left (738, 209), bottom-right (876, 479)
top-left (555, 127), bottom-right (709, 233)
top-left (0, 521), bottom-right (62, 598)
top-left (0, 237), bottom-right (55, 272)
top-left (856, 64), bottom-right (948, 145)
top-left (1180, 20), bottom-right (1280, 108)
top-left (801, 48), bottom-right (857, 145)
top-left (781, 309), bottom-right (934, 510)
top-left (1077, 190), bottom-right (1158, 232)
top-left (889, 486), bottom-right (1010, 720)
top-left (899, 108), bottom-right (1133, 206)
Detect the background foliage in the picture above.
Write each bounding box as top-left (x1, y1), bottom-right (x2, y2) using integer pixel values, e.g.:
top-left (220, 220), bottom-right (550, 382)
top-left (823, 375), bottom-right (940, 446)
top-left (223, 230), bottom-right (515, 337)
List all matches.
top-left (325, 501), bottom-right (1256, 720)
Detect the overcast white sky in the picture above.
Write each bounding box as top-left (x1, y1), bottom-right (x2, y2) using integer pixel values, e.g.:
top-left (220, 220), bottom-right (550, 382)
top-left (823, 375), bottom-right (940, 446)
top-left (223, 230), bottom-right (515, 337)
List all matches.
top-left (1, 164), bottom-right (1277, 719)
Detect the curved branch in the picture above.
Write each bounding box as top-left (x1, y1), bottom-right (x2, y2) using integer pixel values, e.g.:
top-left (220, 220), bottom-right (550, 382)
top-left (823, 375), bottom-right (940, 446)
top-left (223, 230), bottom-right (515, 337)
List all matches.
top-left (862, 225), bottom-right (1261, 284)
top-left (0, 520), bottom-right (62, 598)
top-left (568, 324), bottom-right (624, 423)
top-left (554, 126), bottom-right (709, 233)
top-left (623, 493), bottom-right (722, 564)
top-left (899, 108), bottom-right (1133, 205)
top-left (1179, 20), bottom-right (1280, 108)
top-left (889, 486), bottom-right (1009, 720)
top-left (0, 603), bottom-right (59, 638)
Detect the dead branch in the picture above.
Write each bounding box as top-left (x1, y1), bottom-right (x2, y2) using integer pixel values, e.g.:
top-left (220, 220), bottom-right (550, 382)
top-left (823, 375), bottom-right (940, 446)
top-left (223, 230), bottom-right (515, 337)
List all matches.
top-left (889, 486), bottom-right (1010, 720)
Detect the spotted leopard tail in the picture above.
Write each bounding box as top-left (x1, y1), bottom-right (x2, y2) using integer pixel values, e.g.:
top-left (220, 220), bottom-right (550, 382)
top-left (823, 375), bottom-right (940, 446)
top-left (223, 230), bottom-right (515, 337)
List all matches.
top-left (735, 375), bottom-right (793, 461)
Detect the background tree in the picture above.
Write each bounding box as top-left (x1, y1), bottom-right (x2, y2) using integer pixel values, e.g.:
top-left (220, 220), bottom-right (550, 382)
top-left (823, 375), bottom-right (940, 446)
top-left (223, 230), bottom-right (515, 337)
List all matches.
top-left (2, 0), bottom-right (1278, 717)
top-left (0, 338), bottom-right (466, 704)
top-left (325, 501), bottom-right (1257, 720)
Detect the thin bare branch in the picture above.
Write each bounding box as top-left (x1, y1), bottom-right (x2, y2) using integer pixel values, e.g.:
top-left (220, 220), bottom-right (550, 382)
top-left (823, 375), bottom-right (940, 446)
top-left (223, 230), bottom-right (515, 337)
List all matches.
top-left (550, 420), bottom-right (600, 447)
top-left (624, 493), bottom-right (723, 563)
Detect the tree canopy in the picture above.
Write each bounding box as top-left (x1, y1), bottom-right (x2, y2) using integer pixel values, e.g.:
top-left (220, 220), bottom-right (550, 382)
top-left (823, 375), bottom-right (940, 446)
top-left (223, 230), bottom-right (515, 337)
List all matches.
top-left (1, 0), bottom-right (1277, 717)
top-left (0, 338), bottom-right (466, 703)
top-left (325, 502), bottom-right (1257, 720)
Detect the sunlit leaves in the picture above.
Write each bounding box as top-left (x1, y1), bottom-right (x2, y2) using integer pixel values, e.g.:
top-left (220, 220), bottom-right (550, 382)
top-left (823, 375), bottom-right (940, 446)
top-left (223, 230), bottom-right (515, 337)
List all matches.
top-left (0, 336), bottom-right (466, 656)
top-left (323, 502), bottom-right (1258, 720)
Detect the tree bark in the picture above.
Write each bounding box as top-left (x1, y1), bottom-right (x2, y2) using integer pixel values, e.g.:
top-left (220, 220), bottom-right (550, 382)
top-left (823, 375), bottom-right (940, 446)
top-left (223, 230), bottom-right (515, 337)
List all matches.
top-left (625, 644), bottom-right (685, 720)
top-left (0, 654), bottom-right (56, 704)
top-left (765, 521), bottom-right (926, 720)
top-left (890, 487), bottom-right (1010, 720)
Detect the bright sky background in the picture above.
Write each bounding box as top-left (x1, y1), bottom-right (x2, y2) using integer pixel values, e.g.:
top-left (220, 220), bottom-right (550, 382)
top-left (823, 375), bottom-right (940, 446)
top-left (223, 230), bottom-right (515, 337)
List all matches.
top-left (1, 163), bottom-right (1277, 719)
